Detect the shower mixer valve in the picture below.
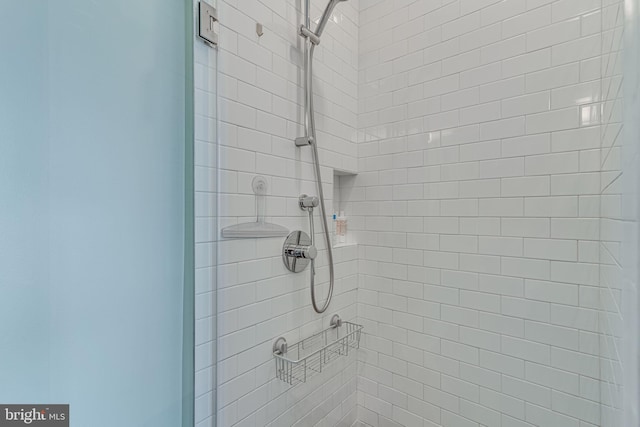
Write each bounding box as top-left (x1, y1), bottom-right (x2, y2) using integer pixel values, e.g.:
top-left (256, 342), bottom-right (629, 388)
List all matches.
top-left (282, 230), bottom-right (316, 273)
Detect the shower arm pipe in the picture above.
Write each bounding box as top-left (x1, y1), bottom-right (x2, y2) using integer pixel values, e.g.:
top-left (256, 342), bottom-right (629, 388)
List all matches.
top-left (299, 0), bottom-right (335, 314)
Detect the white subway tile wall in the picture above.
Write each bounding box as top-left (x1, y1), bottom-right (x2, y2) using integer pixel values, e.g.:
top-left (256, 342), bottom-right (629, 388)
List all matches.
top-left (195, 0), bottom-right (633, 425)
top-left (599, 1), bottom-right (624, 426)
top-left (197, 0), bottom-right (360, 426)
top-left (356, 0), bottom-right (620, 426)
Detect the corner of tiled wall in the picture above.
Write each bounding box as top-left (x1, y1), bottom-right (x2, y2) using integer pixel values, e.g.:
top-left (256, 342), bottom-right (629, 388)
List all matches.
top-left (620, 3), bottom-right (640, 427)
top-left (599, 0), bottom-right (625, 426)
top-left (355, 0), bottom-right (622, 426)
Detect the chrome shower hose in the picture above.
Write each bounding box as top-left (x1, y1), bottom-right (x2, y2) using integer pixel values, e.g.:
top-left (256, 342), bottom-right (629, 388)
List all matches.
top-left (305, 42), bottom-right (334, 314)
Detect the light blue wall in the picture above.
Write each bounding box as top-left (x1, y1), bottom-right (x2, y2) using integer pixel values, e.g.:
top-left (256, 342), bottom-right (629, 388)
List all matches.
top-left (0, 1), bottom-right (187, 426)
top-left (0, 0), bottom-right (51, 400)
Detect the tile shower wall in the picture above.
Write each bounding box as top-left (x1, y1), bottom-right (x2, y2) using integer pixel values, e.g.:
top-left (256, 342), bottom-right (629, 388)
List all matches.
top-left (620, 2), bottom-right (640, 426)
top-left (209, 1), bottom-right (360, 426)
top-left (355, 0), bottom-right (619, 426)
top-left (599, 1), bottom-right (625, 426)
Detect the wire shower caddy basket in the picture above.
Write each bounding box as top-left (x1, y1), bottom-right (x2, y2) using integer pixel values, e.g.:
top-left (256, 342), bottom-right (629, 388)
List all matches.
top-left (272, 315), bottom-right (363, 385)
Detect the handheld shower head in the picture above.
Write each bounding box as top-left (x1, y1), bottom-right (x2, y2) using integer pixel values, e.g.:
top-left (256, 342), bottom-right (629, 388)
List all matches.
top-left (315, 0), bottom-right (348, 38)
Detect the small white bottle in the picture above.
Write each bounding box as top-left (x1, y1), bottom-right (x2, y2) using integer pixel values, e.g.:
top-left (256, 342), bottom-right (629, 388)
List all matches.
top-left (337, 211), bottom-right (347, 244)
top-left (332, 212), bottom-right (338, 246)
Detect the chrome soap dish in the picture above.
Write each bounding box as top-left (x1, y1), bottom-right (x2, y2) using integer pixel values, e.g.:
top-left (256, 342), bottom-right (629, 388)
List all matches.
top-left (272, 315), bottom-right (363, 385)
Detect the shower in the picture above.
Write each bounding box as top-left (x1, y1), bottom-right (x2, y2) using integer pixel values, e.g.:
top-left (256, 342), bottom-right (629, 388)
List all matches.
top-left (314, 0), bottom-right (348, 38)
top-left (295, 0), bottom-right (348, 314)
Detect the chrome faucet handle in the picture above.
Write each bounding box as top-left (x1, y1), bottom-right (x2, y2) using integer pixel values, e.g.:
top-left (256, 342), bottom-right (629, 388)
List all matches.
top-left (282, 231), bottom-right (316, 273)
top-left (284, 242), bottom-right (317, 260)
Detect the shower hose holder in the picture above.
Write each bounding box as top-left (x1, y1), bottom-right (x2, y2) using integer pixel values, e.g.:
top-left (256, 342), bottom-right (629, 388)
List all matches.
top-left (272, 315), bottom-right (363, 385)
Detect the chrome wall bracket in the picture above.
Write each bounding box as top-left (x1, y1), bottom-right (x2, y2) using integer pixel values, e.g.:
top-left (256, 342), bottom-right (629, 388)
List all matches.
top-left (299, 194), bottom-right (319, 211)
top-left (299, 25), bottom-right (321, 45)
top-left (330, 314), bottom-right (342, 328)
top-left (295, 136), bottom-right (314, 147)
top-left (273, 337), bottom-right (287, 355)
top-left (198, 1), bottom-right (218, 47)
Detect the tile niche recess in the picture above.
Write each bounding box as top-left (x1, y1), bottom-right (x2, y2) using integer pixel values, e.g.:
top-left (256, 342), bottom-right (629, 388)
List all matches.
top-left (333, 169), bottom-right (357, 248)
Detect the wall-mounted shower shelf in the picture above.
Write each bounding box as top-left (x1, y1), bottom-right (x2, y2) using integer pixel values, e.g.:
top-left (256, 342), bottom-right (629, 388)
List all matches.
top-left (221, 175), bottom-right (290, 238)
top-left (273, 316), bottom-right (363, 385)
top-left (221, 222), bottom-right (289, 238)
